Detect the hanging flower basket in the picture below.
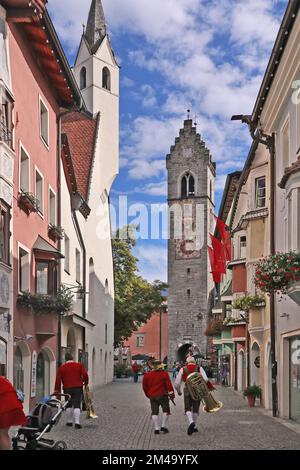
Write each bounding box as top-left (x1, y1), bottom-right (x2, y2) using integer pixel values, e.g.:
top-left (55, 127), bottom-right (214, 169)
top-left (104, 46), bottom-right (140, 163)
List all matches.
top-left (254, 251), bottom-right (300, 297)
top-left (205, 320), bottom-right (225, 337)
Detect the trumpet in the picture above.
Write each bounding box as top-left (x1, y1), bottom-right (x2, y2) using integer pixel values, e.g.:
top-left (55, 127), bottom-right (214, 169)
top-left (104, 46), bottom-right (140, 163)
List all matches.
top-left (83, 385), bottom-right (98, 419)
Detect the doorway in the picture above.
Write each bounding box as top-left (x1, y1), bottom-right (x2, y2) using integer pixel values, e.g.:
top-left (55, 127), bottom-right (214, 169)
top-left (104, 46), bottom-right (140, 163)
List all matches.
top-left (36, 351), bottom-right (50, 401)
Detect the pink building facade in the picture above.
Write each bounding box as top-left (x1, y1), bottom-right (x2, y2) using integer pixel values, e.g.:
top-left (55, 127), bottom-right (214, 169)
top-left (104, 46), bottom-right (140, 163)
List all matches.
top-left (0, 0), bottom-right (82, 411)
top-left (124, 309), bottom-right (168, 363)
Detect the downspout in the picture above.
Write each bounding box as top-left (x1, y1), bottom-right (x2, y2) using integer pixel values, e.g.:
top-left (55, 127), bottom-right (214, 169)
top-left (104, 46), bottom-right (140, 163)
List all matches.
top-left (56, 103), bottom-right (83, 368)
top-left (72, 211), bottom-right (86, 319)
top-left (269, 133), bottom-right (278, 417)
top-left (57, 113), bottom-right (62, 367)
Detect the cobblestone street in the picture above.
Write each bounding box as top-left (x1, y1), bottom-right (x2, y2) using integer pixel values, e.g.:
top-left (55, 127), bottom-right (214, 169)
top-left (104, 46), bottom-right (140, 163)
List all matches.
top-left (48, 378), bottom-right (300, 450)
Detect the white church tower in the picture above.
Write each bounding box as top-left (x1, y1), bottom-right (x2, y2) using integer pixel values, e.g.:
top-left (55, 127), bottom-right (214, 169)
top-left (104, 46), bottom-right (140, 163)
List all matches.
top-left (73, 0), bottom-right (119, 194)
top-left (66, 0), bottom-right (119, 386)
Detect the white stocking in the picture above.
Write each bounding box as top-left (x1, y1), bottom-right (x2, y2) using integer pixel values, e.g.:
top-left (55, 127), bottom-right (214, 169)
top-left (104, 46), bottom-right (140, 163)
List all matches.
top-left (66, 408), bottom-right (73, 424)
top-left (73, 408), bottom-right (81, 425)
top-left (193, 413), bottom-right (198, 427)
top-left (152, 415), bottom-right (160, 431)
top-left (162, 413), bottom-right (169, 429)
top-left (186, 411), bottom-right (194, 425)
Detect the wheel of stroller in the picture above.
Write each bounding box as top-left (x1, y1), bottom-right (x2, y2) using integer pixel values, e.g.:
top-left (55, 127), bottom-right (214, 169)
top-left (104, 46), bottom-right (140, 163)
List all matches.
top-left (53, 440), bottom-right (67, 450)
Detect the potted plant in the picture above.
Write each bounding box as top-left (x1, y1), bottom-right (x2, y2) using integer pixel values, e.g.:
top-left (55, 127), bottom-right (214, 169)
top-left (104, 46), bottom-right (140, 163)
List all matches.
top-left (18, 192), bottom-right (39, 214)
top-left (48, 224), bottom-right (65, 241)
top-left (243, 384), bottom-right (262, 407)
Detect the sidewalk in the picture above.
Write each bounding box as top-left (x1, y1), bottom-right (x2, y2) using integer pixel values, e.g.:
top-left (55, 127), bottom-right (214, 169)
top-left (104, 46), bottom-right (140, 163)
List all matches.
top-left (45, 379), bottom-right (300, 450)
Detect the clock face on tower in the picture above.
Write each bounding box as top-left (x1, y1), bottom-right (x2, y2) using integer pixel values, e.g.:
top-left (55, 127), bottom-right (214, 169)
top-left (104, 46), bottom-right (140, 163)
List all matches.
top-left (175, 214), bottom-right (202, 259)
top-left (176, 238), bottom-right (202, 260)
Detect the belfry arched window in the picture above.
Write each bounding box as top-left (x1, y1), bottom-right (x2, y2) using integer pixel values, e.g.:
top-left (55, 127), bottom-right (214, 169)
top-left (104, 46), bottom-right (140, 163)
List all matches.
top-left (181, 173), bottom-right (195, 198)
top-left (80, 67), bottom-right (86, 90)
top-left (102, 67), bottom-right (111, 91)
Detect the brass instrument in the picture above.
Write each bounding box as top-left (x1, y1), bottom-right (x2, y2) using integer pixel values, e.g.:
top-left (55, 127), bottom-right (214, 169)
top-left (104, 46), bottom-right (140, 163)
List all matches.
top-left (83, 385), bottom-right (98, 419)
top-left (185, 372), bottom-right (223, 413)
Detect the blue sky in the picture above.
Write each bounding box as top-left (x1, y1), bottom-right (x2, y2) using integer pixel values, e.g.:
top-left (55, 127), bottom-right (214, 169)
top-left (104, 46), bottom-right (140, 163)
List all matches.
top-left (48, 0), bottom-right (287, 283)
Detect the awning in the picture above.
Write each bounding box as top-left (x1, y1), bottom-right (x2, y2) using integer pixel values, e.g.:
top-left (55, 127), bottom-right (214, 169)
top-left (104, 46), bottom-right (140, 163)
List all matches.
top-left (33, 236), bottom-right (64, 259)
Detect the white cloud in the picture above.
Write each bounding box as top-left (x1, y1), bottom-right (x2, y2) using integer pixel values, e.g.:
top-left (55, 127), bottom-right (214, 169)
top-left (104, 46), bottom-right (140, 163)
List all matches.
top-left (134, 244), bottom-right (167, 282)
top-left (134, 181), bottom-right (167, 196)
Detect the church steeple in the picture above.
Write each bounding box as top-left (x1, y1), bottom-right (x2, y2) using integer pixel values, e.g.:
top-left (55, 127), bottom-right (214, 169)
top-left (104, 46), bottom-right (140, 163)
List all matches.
top-left (85, 0), bottom-right (107, 52)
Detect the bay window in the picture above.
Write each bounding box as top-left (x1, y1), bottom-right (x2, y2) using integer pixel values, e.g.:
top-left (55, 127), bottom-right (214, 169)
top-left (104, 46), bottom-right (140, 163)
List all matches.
top-left (36, 260), bottom-right (57, 296)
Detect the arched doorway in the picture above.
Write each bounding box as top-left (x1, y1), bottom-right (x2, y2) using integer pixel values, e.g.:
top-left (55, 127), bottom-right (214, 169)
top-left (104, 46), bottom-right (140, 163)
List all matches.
top-left (36, 350), bottom-right (50, 401)
top-left (251, 342), bottom-right (260, 386)
top-left (14, 346), bottom-right (24, 391)
top-left (67, 328), bottom-right (76, 360)
top-left (0, 338), bottom-right (7, 376)
top-left (265, 341), bottom-right (272, 409)
top-left (177, 343), bottom-right (192, 362)
top-left (15, 341), bottom-right (31, 413)
top-left (237, 350), bottom-right (245, 391)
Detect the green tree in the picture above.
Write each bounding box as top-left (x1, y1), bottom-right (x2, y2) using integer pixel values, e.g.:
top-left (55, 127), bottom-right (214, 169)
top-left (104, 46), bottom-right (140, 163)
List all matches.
top-left (113, 227), bottom-right (167, 346)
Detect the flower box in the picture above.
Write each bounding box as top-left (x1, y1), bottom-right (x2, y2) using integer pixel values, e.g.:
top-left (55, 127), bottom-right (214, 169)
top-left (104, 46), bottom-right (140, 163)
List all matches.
top-left (18, 192), bottom-right (39, 214)
top-left (48, 225), bottom-right (64, 241)
top-left (35, 312), bottom-right (58, 337)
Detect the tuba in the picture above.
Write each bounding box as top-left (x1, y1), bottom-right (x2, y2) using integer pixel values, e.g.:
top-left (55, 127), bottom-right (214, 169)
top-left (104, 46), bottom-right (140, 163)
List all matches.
top-left (83, 385), bottom-right (98, 419)
top-left (185, 372), bottom-right (223, 413)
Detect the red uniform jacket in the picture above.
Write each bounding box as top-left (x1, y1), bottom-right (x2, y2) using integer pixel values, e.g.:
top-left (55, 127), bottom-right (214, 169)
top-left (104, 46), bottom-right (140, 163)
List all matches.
top-left (182, 364), bottom-right (215, 391)
top-left (143, 370), bottom-right (174, 398)
top-left (0, 377), bottom-right (24, 415)
top-left (132, 364), bottom-right (140, 373)
top-left (182, 363), bottom-right (198, 382)
top-left (54, 361), bottom-right (89, 392)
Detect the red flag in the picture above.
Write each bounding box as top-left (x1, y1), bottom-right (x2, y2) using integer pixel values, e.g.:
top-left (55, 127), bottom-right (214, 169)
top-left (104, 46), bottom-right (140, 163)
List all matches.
top-left (210, 234), bottom-right (226, 274)
top-left (207, 246), bottom-right (221, 283)
top-left (214, 215), bottom-right (232, 261)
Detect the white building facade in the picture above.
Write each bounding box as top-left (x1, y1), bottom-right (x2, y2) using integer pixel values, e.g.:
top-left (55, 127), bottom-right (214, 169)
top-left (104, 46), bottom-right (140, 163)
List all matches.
top-left (256, 2), bottom-right (300, 422)
top-left (59, 0), bottom-right (119, 387)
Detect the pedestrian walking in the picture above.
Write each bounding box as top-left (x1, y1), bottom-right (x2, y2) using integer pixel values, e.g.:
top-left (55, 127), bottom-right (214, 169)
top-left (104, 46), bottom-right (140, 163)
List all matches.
top-left (132, 361), bottom-right (140, 383)
top-left (220, 359), bottom-right (228, 386)
top-left (174, 356), bottom-right (209, 435)
top-left (54, 353), bottom-right (89, 429)
top-left (142, 359), bottom-right (175, 435)
top-left (0, 376), bottom-right (26, 450)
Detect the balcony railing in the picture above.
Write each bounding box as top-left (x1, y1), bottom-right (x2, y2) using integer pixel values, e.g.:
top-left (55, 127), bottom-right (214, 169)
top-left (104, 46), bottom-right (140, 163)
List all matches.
top-left (0, 122), bottom-right (13, 149)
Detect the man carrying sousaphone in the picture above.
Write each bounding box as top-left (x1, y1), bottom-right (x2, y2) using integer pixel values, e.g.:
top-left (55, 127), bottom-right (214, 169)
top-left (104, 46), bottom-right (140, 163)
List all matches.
top-left (175, 355), bottom-right (218, 435)
top-left (142, 358), bottom-right (175, 435)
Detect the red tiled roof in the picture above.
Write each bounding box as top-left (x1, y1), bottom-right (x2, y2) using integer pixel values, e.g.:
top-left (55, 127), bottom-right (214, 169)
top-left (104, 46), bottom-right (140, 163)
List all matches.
top-left (62, 111), bottom-right (99, 201)
top-left (278, 154), bottom-right (300, 189)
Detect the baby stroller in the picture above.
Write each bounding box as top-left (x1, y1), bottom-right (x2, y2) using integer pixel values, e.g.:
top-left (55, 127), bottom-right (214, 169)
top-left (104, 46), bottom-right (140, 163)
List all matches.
top-left (12, 393), bottom-right (70, 450)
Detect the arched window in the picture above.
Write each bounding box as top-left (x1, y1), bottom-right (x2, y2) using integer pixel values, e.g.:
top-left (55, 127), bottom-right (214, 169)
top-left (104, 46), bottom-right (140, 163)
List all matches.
top-left (181, 175), bottom-right (188, 198)
top-left (102, 67), bottom-right (111, 91)
top-left (181, 173), bottom-right (195, 198)
top-left (189, 175), bottom-right (195, 196)
top-left (105, 279), bottom-right (109, 295)
top-left (80, 67), bottom-right (86, 90)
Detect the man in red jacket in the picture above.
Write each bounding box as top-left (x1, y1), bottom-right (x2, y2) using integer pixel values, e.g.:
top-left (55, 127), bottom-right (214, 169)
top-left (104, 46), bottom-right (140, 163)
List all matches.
top-left (175, 356), bottom-right (209, 435)
top-left (142, 359), bottom-right (175, 435)
top-left (54, 353), bottom-right (89, 429)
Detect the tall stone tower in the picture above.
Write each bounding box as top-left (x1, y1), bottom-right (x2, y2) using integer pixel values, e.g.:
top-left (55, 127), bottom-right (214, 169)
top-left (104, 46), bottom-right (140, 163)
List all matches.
top-left (166, 118), bottom-right (216, 364)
